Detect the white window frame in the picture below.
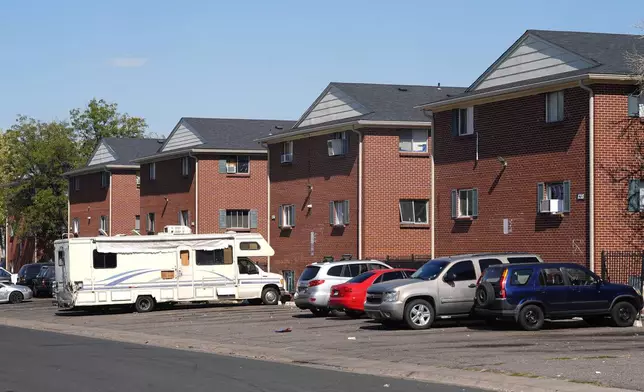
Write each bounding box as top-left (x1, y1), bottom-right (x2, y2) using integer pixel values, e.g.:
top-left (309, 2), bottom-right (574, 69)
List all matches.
top-left (99, 215), bottom-right (108, 233)
top-left (282, 141), bottom-right (293, 163)
top-left (136, 173), bottom-right (140, 189)
top-left (332, 131), bottom-right (349, 155)
top-left (399, 200), bottom-right (429, 224)
top-left (458, 189), bottom-right (475, 218)
top-left (226, 209), bottom-right (250, 229)
top-left (226, 156), bottom-right (250, 174)
top-left (545, 90), bottom-right (564, 123)
top-left (134, 215), bottom-right (140, 231)
top-left (72, 218), bottom-right (80, 234)
top-left (147, 213), bottom-right (155, 234)
top-left (331, 201), bottom-right (346, 227)
top-left (281, 204), bottom-right (295, 228)
top-left (74, 177), bottom-right (80, 191)
top-left (546, 182), bottom-right (565, 201)
top-left (181, 157), bottom-right (190, 176)
top-left (101, 172), bottom-right (109, 188)
top-left (458, 107), bottom-right (474, 136)
top-left (179, 210), bottom-right (189, 227)
top-left (149, 162), bottom-right (156, 181)
top-left (399, 129), bottom-right (429, 153)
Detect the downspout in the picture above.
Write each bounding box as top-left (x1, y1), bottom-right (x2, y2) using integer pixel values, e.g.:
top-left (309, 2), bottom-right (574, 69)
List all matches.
top-left (350, 127), bottom-right (363, 260)
top-left (579, 81), bottom-right (595, 272)
top-left (108, 170), bottom-right (112, 236)
top-left (423, 110), bottom-right (436, 259)
top-left (260, 142), bottom-right (271, 272)
top-left (188, 152), bottom-right (199, 234)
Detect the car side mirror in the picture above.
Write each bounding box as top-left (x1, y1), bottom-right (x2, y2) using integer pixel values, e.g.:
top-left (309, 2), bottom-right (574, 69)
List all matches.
top-left (444, 273), bottom-right (455, 283)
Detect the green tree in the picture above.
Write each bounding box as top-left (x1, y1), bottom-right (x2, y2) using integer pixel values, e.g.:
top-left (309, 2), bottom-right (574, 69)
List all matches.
top-left (70, 98), bottom-right (148, 162)
top-left (0, 116), bottom-right (81, 255)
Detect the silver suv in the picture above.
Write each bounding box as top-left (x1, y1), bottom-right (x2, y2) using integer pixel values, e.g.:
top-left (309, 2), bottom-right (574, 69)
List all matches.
top-left (364, 253), bottom-right (544, 329)
top-left (295, 260), bottom-right (391, 316)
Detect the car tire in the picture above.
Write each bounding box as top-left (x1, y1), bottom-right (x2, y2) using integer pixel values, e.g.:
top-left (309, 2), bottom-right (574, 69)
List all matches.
top-left (518, 304), bottom-right (544, 331)
top-left (310, 308), bottom-right (330, 317)
top-left (9, 291), bottom-right (24, 304)
top-left (134, 296), bottom-right (155, 313)
top-left (403, 299), bottom-right (435, 330)
top-left (610, 301), bottom-right (637, 327)
top-left (345, 310), bottom-right (363, 319)
top-left (475, 282), bottom-right (495, 307)
top-left (247, 298), bottom-right (263, 306)
top-left (583, 316), bottom-right (606, 326)
top-left (261, 287), bottom-right (279, 306)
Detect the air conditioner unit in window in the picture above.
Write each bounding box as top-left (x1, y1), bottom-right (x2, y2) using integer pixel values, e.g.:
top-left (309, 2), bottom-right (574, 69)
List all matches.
top-left (327, 139), bottom-right (344, 156)
top-left (540, 199), bottom-right (564, 214)
top-left (226, 165), bottom-right (236, 174)
top-left (136, 177), bottom-right (141, 186)
top-left (281, 153), bottom-right (293, 164)
top-left (161, 225), bottom-right (192, 235)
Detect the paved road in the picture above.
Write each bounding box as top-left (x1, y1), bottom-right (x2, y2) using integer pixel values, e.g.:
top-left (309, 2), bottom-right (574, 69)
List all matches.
top-left (0, 326), bottom-right (483, 392)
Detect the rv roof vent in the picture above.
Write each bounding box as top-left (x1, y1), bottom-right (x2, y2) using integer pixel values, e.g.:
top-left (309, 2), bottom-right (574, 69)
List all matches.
top-left (225, 230), bottom-right (237, 234)
top-left (162, 225), bottom-right (192, 235)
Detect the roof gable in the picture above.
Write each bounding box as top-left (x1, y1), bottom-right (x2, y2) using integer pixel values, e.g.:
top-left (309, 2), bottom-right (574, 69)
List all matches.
top-left (295, 85), bottom-right (370, 128)
top-left (87, 140), bottom-right (117, 166)
top-left (160, 120), bottom-right (204, 152)
top-left (470, 32), bottom-right (597, 91)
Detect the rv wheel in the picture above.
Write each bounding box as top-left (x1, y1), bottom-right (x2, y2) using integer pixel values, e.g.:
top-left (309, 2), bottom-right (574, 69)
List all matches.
top-left (261, 287), bottom-right (279, 305)
top-left (134, 296), bottom-right (155, 313)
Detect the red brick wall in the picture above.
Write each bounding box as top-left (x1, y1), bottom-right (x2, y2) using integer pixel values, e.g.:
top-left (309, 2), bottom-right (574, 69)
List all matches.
top-left (433, 87), bottom-right (589, 265)
top-left (269, 132), bottom-right (358, 277)
top-left (68, 172), bottom-right (109, 237)
top-left (198, 154), bottom-right (268, 237)
top-left (593, 84), bottom-right (644, 280)
top-left (140, 158), bottom-right (196, 234)
top-left (110, 170), bottom-right (141, 235)
top-left (362, 129), bottom-right (432, 259)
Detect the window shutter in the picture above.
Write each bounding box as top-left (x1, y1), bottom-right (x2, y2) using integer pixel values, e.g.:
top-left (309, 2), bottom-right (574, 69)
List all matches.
top-left (451, 190), bottom-right (457, 219)
top-left (467, 107), bottom-right (474, 134)
top-left (329, 201), bottom-right (334, 225)
top-left (219, 209), bottom-right (227, 229)
top-left (451, 109), bottom-right (459, 137)
top-left (218, 159), bottom-right (227, 173)
top-left (278, 206), bottom-right (284, 228)
top-left (249, 209), bottom-right (258, 229)
top-left (290, 205), bottom-right (296, 227)
top-left (628, 95), bottom-right (640, 117)
top-left (537, 182), bottom-right (545, 213)
top-left (628, 179), bottom-right (641, 212)
top-left (343, 200), bottom-right (350, 225)
top-left (472, 189), bottom-right (479, 217)
top-left (563, 180), bottom-right (571, 213)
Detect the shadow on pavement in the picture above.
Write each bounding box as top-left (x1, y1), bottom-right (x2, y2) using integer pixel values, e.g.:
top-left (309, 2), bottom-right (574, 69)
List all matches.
top-left (55, 301), bottom-right (254, 317)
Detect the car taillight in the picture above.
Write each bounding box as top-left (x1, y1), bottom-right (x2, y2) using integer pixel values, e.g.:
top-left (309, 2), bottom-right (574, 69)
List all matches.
top-left (342, 286), bottom-right (352, 294)
top-left (499, 268), bottom-right (509, 298)
top-left (308, 280), bottom-right (325, 287)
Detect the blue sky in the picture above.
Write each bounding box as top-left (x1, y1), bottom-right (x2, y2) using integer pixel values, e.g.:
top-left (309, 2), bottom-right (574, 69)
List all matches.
top-left (1, 1), bottom-right (642, 136)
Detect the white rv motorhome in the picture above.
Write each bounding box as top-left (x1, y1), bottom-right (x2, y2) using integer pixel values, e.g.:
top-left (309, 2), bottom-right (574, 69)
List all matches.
top-left (53, 227), bottom-right (288, 312)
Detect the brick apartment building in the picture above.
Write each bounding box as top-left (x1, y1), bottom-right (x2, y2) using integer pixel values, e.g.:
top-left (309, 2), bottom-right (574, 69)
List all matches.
top-left (420, 30), bottom-right (644, 275)
top-left (65, 138), bottom-right (161, 237)
top-left (135, 118), bottom-right (295, 247)
top-left (259, 83), bottom-right (465, 278)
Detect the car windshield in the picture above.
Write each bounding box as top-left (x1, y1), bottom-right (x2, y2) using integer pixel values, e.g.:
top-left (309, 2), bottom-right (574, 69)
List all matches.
top-left (411, 260), bottom-right (450, 280)
top-left (300, 266), bottom-right (320, 281)
top-left (347, 271), bottom-right (375, 284)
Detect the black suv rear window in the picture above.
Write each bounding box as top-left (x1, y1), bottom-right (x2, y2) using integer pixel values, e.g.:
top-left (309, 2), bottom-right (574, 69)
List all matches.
top-left (507, 257), bottom-right (540, 264)
top-left (300, 266), bottom-right (320, 281)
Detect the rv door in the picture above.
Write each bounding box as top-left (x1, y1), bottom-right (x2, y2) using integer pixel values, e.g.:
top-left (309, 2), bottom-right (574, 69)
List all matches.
top-left (176, 247), bottom-right (194, 300)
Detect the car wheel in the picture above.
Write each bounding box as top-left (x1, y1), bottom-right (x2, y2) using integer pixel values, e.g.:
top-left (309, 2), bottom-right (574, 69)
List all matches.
top-left (403, 299), bottom-right (435, 330)
top-left (610, 301), bottom-right (637, 327)
top-left (9, 291), bottom-right (24, 304)
top-left (261, 287), bottom-right (279, 306)
top-left (518, 304), bottom-right (544, 331)
top-left (134, 296), bottom-right (155, 313)
top-left (310, 308), bottom-right (330, 317)
top-left (583, 316), bottom-right (606, 326)
top-left (345, 310), bottom-right (364, 319)
top-left (475, 282), bottom-right (495, 307)
top-left (247, 298), bottom-right (263, 306)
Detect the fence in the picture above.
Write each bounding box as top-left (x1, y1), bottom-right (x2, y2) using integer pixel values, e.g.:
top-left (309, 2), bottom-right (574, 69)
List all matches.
top-left (600, 250), bottom-right (644, 292)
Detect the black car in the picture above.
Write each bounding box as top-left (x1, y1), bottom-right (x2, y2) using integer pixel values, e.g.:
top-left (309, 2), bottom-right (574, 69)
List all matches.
top-left (17, 263), bottom-right (53, 292)
top-left (33, 266), bottom-right (56, 297)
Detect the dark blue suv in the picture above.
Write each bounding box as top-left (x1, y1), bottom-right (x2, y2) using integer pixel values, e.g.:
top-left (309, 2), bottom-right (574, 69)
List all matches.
top-left (474, 263), bottom-right (643, 331)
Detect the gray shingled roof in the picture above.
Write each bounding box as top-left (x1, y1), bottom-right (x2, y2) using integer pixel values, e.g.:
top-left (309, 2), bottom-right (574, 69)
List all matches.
top-left (96, 137), bottom-right (164, 166)
top-left (180, 117), bottom-right (297, 150)
top-left (424, 30), bottom-right (644, 105)
top-left (268, 82), bottom-right (465, 137)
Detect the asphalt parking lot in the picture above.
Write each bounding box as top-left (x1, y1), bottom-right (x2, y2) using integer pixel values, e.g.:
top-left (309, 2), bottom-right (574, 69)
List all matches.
top-left (1, 299), bottom-right (643, 391)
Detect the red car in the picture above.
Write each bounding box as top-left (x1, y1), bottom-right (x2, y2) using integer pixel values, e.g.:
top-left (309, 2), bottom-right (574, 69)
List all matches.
top-left (329, 268), bottom-right (416, 318)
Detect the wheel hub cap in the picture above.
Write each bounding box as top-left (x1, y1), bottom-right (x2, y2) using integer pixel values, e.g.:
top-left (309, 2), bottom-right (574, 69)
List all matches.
top-left (265, 291), bottom-right (276, 302)
top-left (411, 304), bottom-right (431, 326)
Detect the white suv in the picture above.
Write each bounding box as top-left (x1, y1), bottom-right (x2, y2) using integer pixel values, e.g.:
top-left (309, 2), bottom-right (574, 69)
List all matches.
top-left (294, 260), bottom-right (391, 316)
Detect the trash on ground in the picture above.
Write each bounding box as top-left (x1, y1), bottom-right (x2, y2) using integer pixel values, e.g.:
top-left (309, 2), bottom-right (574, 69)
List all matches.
top-left (275, 327), bottom-right (292, 333)
top-left (347, 336), bottom-right (356, 340)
